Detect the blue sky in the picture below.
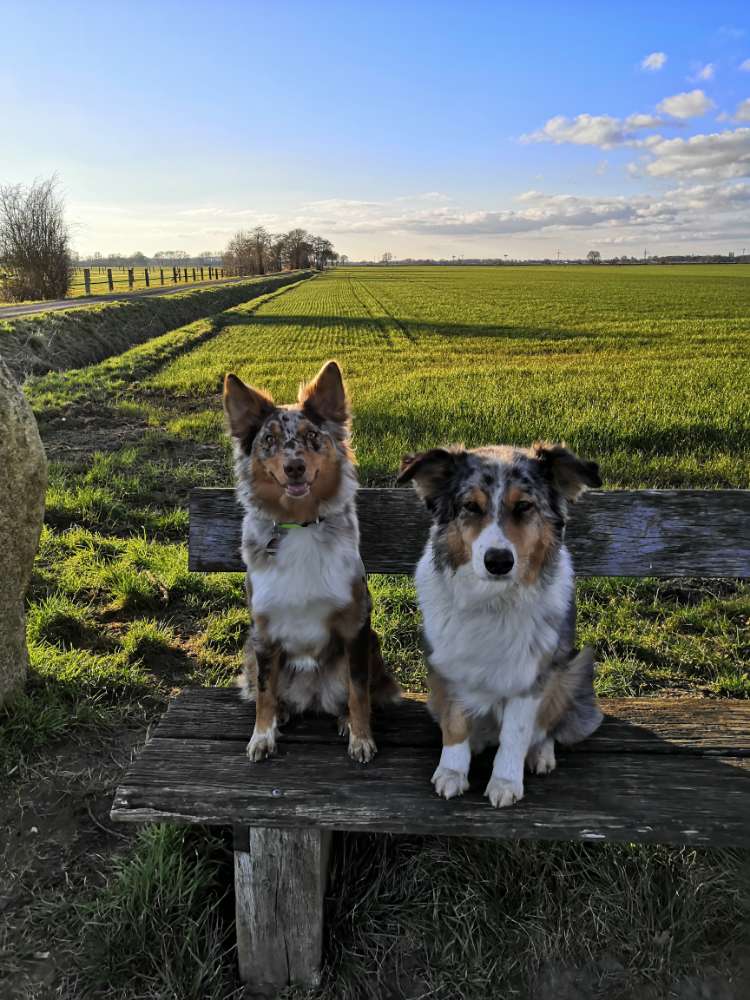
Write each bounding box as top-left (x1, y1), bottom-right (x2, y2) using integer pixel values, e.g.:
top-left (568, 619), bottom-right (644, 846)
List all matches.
top-left (2, 0), bottom-right (749, 258)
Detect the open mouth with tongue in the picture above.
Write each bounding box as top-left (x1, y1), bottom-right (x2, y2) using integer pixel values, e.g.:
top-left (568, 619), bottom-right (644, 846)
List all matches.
top-left (285, 481), bottom-right (311, 498)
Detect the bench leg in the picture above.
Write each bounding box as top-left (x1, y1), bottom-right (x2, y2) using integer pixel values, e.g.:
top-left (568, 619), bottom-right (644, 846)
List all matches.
top-left (234, 826), bottom-right (332, 995)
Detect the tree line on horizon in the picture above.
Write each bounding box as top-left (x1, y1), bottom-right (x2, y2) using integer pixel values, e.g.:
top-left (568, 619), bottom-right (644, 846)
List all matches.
top-left (221, 227), bottom-right (339, 275)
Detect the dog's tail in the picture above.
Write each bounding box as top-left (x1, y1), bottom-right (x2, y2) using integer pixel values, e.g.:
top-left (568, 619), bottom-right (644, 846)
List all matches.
top-left (549, 646), bottom-right (604, 745)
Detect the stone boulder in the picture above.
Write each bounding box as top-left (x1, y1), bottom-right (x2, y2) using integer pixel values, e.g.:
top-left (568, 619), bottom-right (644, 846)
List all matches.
top-left (0, 358), bottom-right (47, 707)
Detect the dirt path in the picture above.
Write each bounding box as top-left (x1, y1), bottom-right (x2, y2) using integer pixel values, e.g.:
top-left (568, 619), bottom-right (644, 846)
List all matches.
top-left (0, 276), bottom-right (250, 319)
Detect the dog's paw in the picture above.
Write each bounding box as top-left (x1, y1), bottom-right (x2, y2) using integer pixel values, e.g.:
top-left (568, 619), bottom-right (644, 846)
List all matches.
top-left (247, 728), bottom-right (277, 762)
top-left (484, 775), bottom-right (524, 808)
top-left (526, 740), bottom-right (556, 775)
top-left (431, 766), bottom-right (470, 800)
top-left (348, 732), bottom-right (377, 763)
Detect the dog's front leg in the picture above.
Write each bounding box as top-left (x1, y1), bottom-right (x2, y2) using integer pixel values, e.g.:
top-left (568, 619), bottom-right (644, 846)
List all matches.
top-left (247, 637), bottom-right (281, 763)
top-left (485, 694), bottom-right (541, 808)
top-left (430, 674), bottom-right (471, 800)
top-left (345, 620), bottom-right (377, 763)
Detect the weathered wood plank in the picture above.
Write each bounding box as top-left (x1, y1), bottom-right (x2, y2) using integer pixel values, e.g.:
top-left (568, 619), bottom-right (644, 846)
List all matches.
top-left (234, 827), bottom-right (331, 992)
top-left (111, 737), bottom-right (750, 847)
top-left (188, 487), bottom-right (750, 578)
top-left (157, 688), bottom-right (750, 756)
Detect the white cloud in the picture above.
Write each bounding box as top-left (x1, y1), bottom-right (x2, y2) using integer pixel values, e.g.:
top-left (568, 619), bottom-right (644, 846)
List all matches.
top-left (285, 182), bottom-right (750, 242)
top-left (69, 179), bottom-right (750, 256)
top-left (625, 113), bottom-right (664, 129)
top-left (522, 112), bottom-right (666, 149)
top-left (741, 59), bottom-right (750, 71)
top-left (656, 89), bottom-right (715, 119)
top-left (639, 127), bottom-right (750, 179)
top-left (735, 99), bottom-right (750, 121)
top-left (642, 51), bottom-right (667, 71)
top-left (694, 63), bottom-right (715, 81)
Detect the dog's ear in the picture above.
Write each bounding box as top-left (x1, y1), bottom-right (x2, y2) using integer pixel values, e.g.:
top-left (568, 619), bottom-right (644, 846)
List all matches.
top-left (299, 360), bottom-right (350, 425)
top-left (223, 373), bottom-right (275, 445)
top-left (397, 448), bottom-right (462, 508)
top-left (533, 442), bottom-right (601, 501)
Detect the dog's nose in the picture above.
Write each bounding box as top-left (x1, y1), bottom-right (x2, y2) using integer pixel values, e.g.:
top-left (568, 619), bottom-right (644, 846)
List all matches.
top-left (283, 458), bottom-right (306, 481)
top-left (484, 548), bottom-right (514, 576)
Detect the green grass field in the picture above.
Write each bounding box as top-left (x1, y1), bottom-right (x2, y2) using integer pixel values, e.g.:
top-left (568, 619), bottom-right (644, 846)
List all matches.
top-left (3, 265), bottom-right (749, 999)
top-left (68, 265), bottom-right (227, 297)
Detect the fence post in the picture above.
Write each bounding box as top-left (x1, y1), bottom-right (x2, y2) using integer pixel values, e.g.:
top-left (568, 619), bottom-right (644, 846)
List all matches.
top-left (107, 268), bottom-right (114, 292)
top-left (127, 268), bottom-right (134, 290)
top-left (160, 268), bottom-right (164, 285)
top-left (173, 267), bottom-right (178, 283)
top-left (209, 266), bottom-right (213, 279)
top-left (192, 267), bottom-right (196, 281)
top-left (200, 266), bottom-right (204, 280)
top-left (144, 268), bottom-right (150, 288)
top-left (83, 268), bottom-right (91, 296)
top-left (183, 267), bottom-right (188, 282)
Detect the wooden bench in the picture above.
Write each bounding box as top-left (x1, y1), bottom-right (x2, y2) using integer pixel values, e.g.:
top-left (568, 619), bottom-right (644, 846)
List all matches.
top-left (112, 487), bottom-right (750, 996)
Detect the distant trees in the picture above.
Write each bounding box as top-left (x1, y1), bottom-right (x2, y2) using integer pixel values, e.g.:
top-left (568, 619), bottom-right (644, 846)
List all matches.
top-left (0, 176), bottom-right (73, 301)
top-left (222, 227), bottom-right (338, 276)
top-left (587, 250), bottom-right (601, 264)
top-left (381, 251), bottom-right (393, 264)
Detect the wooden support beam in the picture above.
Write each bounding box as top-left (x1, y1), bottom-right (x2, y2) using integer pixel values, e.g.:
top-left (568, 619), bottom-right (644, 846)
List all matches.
top-left (234, 826), bottom-right (332, 993)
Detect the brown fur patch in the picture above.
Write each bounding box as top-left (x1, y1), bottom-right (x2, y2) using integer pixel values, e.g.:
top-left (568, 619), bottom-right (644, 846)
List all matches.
top-left (429, 672), bottom-right (470, 745)
top-left (502, 491), bottom-right (556, 585)
top-left (347, 676), bottom-right (372, 741)
top-left (328, 576), bottom-right (370, 642)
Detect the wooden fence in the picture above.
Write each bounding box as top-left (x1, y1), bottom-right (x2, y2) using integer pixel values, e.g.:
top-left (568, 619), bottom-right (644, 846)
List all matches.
top-left (77, 265), bottom-right (227, 296)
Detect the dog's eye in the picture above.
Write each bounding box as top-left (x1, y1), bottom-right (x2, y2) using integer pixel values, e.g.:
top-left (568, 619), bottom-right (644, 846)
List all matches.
top-left (262, 433), bottom-right (275, 448)
top-left (514, 500), bottom-right (534, 515)
top-left (307, 431), bottom-right (320, 446)
top-left (462, 501), bottom-right (483, 515)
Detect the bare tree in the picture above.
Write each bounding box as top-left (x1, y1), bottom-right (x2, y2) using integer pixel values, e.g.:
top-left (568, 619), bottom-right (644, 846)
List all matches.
top-left (586, 250), bottom-right (601, 264)
top-left (0, 177), bottom-right (73, 301)
top-left (283, 229), bottom-right (313, 270)
top-left (381, 251), bottom-right (393, 265)
top-left (249, 226), bottom-right (272, 274)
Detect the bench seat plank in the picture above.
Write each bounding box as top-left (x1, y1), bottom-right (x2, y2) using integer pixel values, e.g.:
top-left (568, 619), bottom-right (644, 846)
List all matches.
top-left (157, 688), bottom-right (750, 756)
top-left (188, 488), bottom-right (750, 578)
top-left (111, 692), bottom-right (750, 847)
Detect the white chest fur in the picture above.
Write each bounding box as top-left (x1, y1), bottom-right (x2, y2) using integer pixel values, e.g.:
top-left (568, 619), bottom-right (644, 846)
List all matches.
top-left (244, 522), bottom-right (362, 661)
top-left (417, 544), bottom-right (573, 716)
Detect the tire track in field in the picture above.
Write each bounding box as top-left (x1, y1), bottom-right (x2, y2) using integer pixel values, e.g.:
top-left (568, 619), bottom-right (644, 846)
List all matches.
top-left (347, 277), bottom-right (417, 347)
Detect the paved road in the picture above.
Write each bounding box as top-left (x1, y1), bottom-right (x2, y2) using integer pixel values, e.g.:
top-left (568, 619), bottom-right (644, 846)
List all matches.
top-left (0, 276), bottom-right (251, 320)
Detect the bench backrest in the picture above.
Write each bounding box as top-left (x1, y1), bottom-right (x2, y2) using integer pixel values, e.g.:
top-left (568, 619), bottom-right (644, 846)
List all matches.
top-left (189, 488), bottom-right (750, 578)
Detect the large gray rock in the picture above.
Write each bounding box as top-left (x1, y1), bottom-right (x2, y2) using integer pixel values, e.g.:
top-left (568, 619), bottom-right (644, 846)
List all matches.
top-left (0, 358), bottom-right (47, 707)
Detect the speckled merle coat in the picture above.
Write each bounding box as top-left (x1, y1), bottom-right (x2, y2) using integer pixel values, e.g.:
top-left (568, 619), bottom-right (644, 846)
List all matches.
top-left (398, 442), bottom-right (603, 808)
top-left (223, 360), bottom-right (399, 764)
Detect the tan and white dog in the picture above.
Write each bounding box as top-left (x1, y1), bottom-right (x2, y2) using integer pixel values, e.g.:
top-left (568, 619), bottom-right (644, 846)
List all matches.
top-left (224, 361), bottom-right (399, 764)
top-left (398, 442), bottom-right (603, 807)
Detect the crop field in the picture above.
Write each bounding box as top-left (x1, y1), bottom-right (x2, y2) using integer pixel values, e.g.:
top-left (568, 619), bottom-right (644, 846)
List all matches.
top-left (2, 265), bottom-right (749, 999)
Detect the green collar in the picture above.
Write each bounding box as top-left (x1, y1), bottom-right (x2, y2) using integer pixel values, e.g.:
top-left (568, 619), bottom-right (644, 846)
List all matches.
top-left (274, 517), bottom-right (323, 530)
top-left (266, 517), bottom-right (325, 553)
